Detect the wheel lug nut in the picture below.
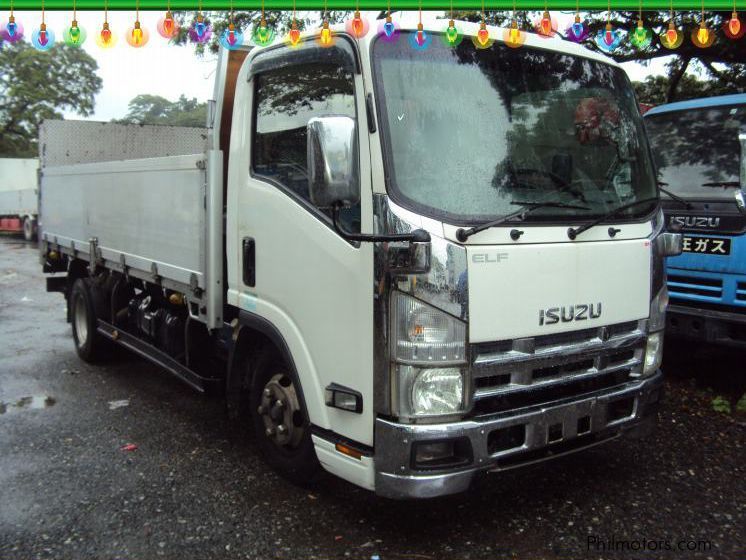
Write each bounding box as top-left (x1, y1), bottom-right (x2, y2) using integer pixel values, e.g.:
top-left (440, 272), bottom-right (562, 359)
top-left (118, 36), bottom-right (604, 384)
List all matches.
top-left (263, 388), bottom-right (272, 398)
top-left (275, 399), bottom-right (284, 408)
top-left (277, 424), bottom-right (288, 435)
top-left (265, 427), bottom-right (275, 437)
top-left (257, 405), bottom-right (265, 414)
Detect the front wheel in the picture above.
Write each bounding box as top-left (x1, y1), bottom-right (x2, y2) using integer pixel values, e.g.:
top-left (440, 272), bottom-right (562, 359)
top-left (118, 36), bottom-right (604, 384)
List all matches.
top-left (249, 353), bottom-right (320, 485)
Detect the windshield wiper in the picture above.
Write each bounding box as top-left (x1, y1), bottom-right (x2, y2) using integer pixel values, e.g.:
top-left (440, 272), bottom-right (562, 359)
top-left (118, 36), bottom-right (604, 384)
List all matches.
top-left (657, 181), bottom-right (693, 209)
top-left (456, 201), bottom-right (590, 242)
top-left (567, 197), bottom-right (659, 240)
top-left (701, 181), bottom-right (741, 188)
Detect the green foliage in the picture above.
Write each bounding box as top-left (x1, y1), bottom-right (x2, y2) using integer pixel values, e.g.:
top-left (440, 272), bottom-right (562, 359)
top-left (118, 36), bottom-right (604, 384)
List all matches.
top-left (117, 94), bottom-right (207, 128)
top-left (737, 393), bottom-right (746, 414)
top-left (632, 73), bottom-right (735, 105)
top-left (711, 395), bottom-right (732, 414)
top-left (0, 41), bottom-right (102, 157)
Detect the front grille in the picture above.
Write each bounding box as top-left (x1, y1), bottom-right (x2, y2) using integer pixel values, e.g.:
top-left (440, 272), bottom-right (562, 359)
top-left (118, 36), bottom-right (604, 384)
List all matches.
top-left (470, 321), bottom-right (645, 416)
top-left (736, 282), bottom-right (746, 301)
top-left (668, 274), bottom-right (723, 300)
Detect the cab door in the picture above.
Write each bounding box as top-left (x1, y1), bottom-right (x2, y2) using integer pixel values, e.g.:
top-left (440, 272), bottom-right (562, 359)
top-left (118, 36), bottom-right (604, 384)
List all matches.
top-left (227, 39), bottom-right (375, 446)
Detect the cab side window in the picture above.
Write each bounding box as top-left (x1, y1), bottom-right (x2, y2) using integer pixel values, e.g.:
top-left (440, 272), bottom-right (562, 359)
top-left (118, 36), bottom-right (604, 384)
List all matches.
top-left (252, 62), bottom-right (360, 232)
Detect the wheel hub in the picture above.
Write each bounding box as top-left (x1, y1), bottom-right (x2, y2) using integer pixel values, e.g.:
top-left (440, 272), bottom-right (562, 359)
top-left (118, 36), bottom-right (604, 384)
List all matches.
top-left (258, 373), bottom-right (303, 448)
top-left (73, 296), bottom-right (88, 347)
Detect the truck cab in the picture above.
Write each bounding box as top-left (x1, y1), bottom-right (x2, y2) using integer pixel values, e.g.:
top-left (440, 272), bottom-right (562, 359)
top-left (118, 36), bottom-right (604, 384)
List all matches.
top-left (40, 19), bottom-right (680, 499)
top-left (644, 95), bottom-right (746, 349)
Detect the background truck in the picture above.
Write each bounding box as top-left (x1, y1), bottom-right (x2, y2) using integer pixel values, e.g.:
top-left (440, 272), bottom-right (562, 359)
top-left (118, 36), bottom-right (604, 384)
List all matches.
top-left (0, 157), bottom-right (39, 241)
top-left (644, 94), bottom-right (746, 349)
top-left (39, 20), bottom-right (680, 499)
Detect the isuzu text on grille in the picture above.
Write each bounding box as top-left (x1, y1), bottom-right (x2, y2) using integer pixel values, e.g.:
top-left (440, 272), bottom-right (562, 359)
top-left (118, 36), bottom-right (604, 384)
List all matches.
top-left (539, 304), bottom-right (603, 326)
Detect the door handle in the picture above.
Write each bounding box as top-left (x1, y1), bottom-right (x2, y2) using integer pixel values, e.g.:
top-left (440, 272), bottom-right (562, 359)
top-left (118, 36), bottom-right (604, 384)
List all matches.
top-left (242, 237), bottom-right (255, 287)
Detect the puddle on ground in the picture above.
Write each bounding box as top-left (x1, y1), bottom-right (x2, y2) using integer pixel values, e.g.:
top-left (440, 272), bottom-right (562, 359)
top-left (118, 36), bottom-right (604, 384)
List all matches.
top-left (0, 395), bottom-right (56, 414)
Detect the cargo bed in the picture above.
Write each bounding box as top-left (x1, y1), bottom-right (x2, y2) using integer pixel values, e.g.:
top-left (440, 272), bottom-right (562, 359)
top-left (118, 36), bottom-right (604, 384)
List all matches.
top-left (39, 120), bottom-right (224, 329)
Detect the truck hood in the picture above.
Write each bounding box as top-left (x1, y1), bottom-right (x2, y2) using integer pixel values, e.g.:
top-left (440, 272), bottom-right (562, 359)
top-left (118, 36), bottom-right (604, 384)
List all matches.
top-left (466, 239), bottom-right (651, 343)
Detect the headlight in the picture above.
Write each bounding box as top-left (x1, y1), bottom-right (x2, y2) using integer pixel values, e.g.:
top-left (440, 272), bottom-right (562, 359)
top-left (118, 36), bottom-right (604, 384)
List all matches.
top-left (391, 292), bottom-right (468, 418)
top-left (391, 291), bottom-right (466, 364)
top-left (649, 285), bottom-right (668, 332)
top-left (398, 365), bottom-right (465, 417)
top-left (643, 332), bottom-right (663, 376)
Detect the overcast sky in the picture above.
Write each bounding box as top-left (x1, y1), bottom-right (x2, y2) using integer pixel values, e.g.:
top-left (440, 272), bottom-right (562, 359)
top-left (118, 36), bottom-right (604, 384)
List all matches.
top-left (10, 10), bottom-right (671, 123)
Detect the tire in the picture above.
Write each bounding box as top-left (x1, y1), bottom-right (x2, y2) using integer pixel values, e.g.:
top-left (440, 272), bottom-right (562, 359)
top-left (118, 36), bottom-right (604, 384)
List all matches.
top-left (249, 351), bottom-right (320, 485)
top-left (22, 216), bottom-right (36, 242)
top-left (69, 278), bottom-right (106, 363)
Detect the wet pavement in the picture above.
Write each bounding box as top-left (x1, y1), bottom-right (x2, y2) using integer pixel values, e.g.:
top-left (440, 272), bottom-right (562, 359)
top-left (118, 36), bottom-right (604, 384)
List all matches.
top-left (0, 235), bottom-right (744, 560)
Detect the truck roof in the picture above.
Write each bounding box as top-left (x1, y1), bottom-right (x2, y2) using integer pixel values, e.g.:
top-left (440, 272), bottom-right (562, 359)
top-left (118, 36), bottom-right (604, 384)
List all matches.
top-left (246, 17), bottom-right (621, 69)
top-left (644, 93), bottom-right (746, 117)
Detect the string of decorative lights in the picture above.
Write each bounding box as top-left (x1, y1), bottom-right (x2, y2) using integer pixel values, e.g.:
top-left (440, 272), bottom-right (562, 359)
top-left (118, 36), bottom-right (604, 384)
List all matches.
top-left (3, 3), bottom-right (746, 53)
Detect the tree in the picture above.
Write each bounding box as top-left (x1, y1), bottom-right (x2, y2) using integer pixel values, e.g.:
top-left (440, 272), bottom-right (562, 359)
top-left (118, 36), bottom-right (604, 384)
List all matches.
top-left (118, 94), bottom-right (208, 127)
top-left (632, 74), bottom-right (735, 104)
top-left (0, 42), bottom-right (102, 157)
top-left (581, 11), bottom-right (746, 102)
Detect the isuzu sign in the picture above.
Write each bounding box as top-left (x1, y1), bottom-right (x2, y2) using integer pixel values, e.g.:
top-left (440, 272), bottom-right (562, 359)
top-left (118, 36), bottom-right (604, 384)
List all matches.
top-left (539, 303), bottom-right (603, 326)
top-left (669, 216), bottom-right (721, 229)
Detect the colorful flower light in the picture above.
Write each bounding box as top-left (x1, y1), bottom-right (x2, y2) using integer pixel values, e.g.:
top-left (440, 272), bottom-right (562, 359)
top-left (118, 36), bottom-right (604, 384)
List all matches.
top-left (96, 21), bottom-right (116, 48)
top-left (566, 14), bottom-right (589, 43)
top-left (317, 19), bottom-right (333, 47)
top-left (286, 8), bottom-right (301, 48)
top-left (442, 19), bottom-right (463, 47)
top-left (409, 21), bottom-right (430, 50)
top-left (346, 10), bottom-right (369, 39)
top-left (126, 4), bottom-right (149, 48)
top-left (595, 22), bottom-right (622, 53)
top-left (535, 10), bottom-right (558, 38)
top-left (63, 19), bottom-right (86, 47)
top-left (189, 10), bottom-right (212, 44)
top-left (660, 20), bottom-right (683, 49)
top-left (377, 12), bottom-right (399, 42)
top-left (1, 3), bottom-right (24, 43)
top-left (630, 18), bottom-right (652, 49)
top-left (219, 22), bottom-right (243, 50)
top-left (157, 9), bottom-right (179, 39)
top-left (692, 21), bottom-right (715, 48)
top-left (471, 20), bottom-right (493, 49)
top-left (32, 23), bottom-right (55, 51)
top-left (503, 18), bottom-right (525, 49)
top-left (725, 9), bottom-right (745, 38)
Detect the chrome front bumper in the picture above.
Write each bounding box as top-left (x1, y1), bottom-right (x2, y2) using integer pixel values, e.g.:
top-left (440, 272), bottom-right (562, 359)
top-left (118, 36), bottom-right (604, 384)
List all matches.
top-left (374, 371), bottom-right (663, 499)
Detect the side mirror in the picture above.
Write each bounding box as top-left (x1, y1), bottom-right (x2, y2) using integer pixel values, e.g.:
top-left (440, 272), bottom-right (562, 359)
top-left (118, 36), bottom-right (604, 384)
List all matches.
top-left (307, 116), bottom-right (359, 209)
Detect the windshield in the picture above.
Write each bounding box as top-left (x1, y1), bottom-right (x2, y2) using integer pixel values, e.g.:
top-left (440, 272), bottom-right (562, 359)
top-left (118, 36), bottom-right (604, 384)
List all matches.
top-left (645, 104), bottom-right (746, 201)
top-left (371, 33), bottom-right (658, 224)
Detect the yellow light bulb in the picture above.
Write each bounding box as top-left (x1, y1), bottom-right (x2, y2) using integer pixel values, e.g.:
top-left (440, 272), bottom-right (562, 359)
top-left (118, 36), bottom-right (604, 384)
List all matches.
top-left (697, 25), bottom-right (709, 44)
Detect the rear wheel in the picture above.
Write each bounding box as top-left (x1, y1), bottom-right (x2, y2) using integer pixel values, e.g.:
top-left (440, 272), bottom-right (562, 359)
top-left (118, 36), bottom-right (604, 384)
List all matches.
top-left (249, 352), bottom-right (320, 485)
top-left (22, 216), bottom-right (36, 242)
top-left (70, 278), bottom-right (107, 363)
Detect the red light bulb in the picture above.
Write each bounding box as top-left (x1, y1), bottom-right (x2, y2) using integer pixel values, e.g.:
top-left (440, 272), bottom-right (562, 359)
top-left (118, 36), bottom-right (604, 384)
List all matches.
top-left (101, 25), bottom-right (111, 44)
top-left (666, 25), bottom-right (678, 44)
top-left (477, 22), bottom-right (489, 45)
top-left (604, 23), bottom-right (613, 45)
top-left (351, 11), bottom-right (364, 37)
top-left (729, 12), bottom-right (741, 36)
top-left (540, 11), bottom-right (552, 35)
top-left (416, 22), bottom-right (425, 46)
top-left (289, 22), bottom-right (300, 46)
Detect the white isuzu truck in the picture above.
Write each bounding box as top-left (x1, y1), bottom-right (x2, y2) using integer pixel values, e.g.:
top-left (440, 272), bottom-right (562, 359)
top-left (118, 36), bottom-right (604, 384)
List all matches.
top-left (39, 20), bottom-right (682, 498)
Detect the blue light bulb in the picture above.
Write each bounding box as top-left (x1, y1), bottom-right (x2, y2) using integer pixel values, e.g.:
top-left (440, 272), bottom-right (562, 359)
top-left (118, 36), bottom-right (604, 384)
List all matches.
top-left (383, 20), bottom-right (394, 37)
